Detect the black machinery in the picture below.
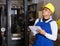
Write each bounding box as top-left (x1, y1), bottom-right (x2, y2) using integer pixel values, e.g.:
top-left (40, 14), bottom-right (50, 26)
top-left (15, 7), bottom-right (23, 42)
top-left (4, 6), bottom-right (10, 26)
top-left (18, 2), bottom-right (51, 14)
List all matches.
top-left (0, 0), bottom-right (37, 46)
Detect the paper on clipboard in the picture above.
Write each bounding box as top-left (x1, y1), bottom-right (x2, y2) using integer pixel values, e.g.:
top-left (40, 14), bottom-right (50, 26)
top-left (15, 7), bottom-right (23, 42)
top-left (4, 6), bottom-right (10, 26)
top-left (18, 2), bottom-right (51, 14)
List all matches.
top-left (29, 26), bottom-right (42, 35)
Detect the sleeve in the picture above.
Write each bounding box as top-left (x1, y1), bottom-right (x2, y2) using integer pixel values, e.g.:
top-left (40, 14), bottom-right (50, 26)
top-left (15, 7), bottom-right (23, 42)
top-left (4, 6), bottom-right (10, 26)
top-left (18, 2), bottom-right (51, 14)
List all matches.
top-left (45, 21), bottom-right (58, 41)
top-left (34, 19), bottom-right (39, 25)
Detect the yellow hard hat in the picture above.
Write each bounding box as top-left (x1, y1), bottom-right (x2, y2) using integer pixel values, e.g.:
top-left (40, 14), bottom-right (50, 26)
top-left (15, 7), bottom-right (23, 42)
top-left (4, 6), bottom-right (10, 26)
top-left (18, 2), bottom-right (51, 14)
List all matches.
top-left (57, 19), bottom-right (60, 27)
top-left (43, 3), bottom-right (55, 14)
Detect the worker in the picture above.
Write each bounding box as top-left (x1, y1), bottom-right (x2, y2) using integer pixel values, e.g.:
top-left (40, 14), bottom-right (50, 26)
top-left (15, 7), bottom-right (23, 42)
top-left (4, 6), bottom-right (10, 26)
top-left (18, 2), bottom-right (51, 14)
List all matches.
top-left (33, 3), bottom-right (58, 46)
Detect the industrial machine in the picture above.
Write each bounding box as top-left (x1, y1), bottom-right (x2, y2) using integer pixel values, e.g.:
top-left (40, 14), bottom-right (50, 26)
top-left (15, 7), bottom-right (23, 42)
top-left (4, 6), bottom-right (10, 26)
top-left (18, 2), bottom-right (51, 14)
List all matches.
top-left (0, 0), bottom-right (37, 46)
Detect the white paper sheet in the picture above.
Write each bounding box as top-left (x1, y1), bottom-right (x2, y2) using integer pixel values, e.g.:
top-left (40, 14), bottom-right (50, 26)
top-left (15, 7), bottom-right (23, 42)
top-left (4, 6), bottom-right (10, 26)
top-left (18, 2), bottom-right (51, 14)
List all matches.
top-left (29, 26), bottom-right (42, 35)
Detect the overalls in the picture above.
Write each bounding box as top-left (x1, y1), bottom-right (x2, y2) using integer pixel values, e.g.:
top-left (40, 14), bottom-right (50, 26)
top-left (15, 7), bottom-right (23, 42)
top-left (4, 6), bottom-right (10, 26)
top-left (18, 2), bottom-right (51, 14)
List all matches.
top-left (33, 19), bottom-right (54, 46)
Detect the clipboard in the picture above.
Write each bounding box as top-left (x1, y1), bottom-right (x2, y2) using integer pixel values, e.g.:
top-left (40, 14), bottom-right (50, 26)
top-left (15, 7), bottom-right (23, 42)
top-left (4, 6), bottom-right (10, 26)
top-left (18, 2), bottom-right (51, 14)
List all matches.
top-left (29, 26), bottom-right (42, 35)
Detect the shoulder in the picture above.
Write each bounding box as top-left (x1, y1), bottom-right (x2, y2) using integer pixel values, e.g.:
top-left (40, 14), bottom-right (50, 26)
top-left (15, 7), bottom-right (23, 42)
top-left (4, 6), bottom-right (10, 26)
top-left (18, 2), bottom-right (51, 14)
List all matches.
top-left (50, 20), bottom-right (58, 28)
top-left (35, 18), bottom-right (40, 23)
top-left (34, 18), bottom-right (41, 25)
top-left (35, 18), bottom-right (39, 21)
top-left (50, 20), bottom-right (57, 24)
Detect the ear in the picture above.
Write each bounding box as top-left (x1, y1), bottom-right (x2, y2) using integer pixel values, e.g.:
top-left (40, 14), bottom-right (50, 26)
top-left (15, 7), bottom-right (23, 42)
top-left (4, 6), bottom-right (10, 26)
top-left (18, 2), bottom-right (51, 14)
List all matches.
top-left (49, 11), bottom-right (52, 15)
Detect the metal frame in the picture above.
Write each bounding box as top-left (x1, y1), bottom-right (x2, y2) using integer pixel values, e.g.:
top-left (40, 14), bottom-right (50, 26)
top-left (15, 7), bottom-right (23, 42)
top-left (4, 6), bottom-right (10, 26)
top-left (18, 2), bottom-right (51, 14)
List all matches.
top-left (6, 0), bottom-right (29, 46)
top-left (1, 6), bottom-right (5, 46)
top-left (23, 0), bottom-right (29, 46)
top-left (6, 0), bottom-right (11, 46)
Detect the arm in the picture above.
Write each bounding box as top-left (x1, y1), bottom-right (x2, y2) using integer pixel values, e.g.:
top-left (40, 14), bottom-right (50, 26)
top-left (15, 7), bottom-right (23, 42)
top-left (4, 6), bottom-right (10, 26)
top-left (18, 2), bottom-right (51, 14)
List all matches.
top-left (37, 21), bottom-right (58, 41)
top-left (45, 21), bottom-right (58, 41)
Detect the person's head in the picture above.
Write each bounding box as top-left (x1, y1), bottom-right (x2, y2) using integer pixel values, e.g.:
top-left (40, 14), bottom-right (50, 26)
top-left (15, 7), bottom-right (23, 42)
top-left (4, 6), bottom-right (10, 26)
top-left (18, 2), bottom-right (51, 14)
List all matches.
top-left (42, 3), bottom-right (55, 18)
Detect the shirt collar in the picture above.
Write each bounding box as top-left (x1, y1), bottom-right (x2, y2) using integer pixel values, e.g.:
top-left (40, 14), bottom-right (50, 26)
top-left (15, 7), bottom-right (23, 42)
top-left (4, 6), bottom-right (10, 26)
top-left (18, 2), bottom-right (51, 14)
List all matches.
top-left (41, 16), bottom-right (52, 23)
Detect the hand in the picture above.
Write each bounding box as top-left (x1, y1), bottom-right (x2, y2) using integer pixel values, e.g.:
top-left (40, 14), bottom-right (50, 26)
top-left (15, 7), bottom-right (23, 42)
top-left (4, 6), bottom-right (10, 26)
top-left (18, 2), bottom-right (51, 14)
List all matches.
top-left (37, 29), bottom-right (46, 35)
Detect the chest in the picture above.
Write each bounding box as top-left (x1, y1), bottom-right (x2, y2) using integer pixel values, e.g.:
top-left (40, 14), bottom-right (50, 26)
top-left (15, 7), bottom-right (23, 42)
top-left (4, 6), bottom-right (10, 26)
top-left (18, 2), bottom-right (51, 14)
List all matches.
top-left (36, 22), bottom-right (52, 34)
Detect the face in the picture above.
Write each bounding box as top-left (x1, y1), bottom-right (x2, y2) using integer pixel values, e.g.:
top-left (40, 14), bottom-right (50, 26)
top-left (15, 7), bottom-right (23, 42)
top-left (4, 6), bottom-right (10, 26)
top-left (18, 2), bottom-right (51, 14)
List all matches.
top-left (42, 8), bottom-right (51, 17)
